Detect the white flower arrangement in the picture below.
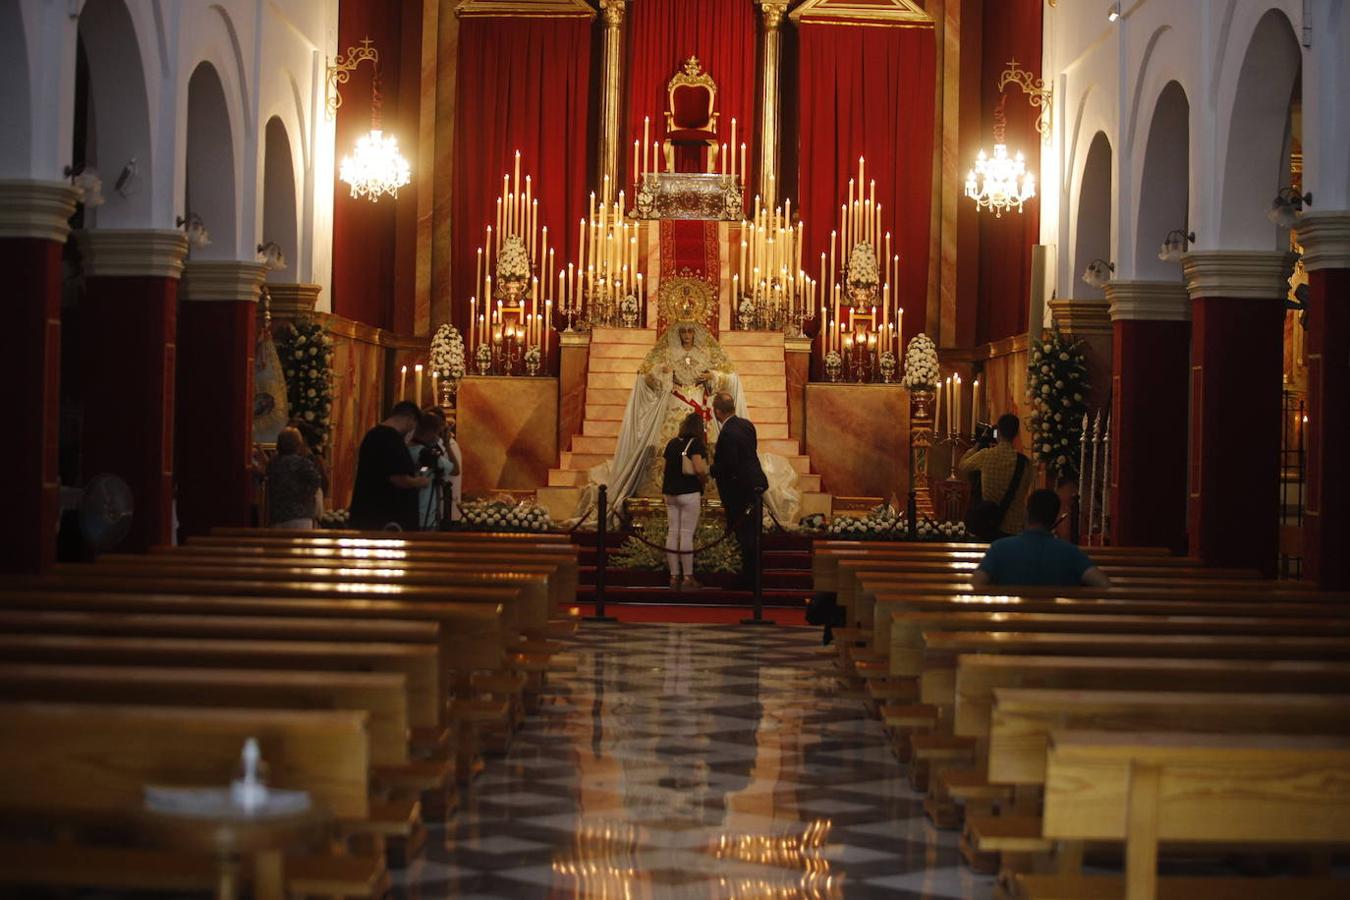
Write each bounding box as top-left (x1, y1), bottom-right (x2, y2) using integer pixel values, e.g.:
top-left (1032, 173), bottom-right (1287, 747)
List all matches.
top-left (457, 498), bottom-right (554, 533)
top-left (277, 318), bottom-right (335, 450)
top-left (523, 345), bottom-right (542, 367)
top-left (1026, 327), bottom-right (1090, 478)
top-left (495, 235), bottom-right (530, 282)
top-left (318, 508), bottom-right (350, 529)
top-left (475, 344), bottom-right (493, 369)
top-left (817, 504), bottom-right (970, 541)
top-left (825, 349), bottom-right (843, 370)
top-left (901, 333), bottom-right (939, 390)
top-left (846, 241), bottom-right (880, 287)
top-left (430, 323), bottom-right (466, 381)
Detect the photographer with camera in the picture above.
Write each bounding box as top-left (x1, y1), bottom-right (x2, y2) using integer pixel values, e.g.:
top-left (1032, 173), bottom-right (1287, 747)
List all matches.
top-left (959, 413), bottom-right (1033, 541)
top-left (350, 401), bottom-right (430, 531)
top-left (409, 412), bottom-right (458, 530)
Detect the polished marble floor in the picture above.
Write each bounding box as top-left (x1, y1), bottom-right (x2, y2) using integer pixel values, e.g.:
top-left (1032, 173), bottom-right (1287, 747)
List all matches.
top-left (399, 623), bottom-right (996, 899)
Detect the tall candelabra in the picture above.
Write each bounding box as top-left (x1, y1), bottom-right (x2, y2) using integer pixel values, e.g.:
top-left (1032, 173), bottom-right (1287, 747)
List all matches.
top-left (733, 185), bottom-right (814, 334)
top-left (817, 157), bottom-right (904, 382)
top-left (467, 150), bottom-right (555, 374)
top-left (558, 176), bottom-right (648, 331)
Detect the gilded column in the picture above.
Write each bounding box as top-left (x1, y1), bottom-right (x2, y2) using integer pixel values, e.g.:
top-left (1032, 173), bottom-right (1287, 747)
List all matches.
top-left (597, 0), bottom-right (628, 190)
top-left (758, 0), bottom-right (789, 207)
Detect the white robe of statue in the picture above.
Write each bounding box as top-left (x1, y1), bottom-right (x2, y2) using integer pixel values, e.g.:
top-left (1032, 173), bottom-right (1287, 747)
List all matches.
top-left (578, 322), bottom-right (800, 525)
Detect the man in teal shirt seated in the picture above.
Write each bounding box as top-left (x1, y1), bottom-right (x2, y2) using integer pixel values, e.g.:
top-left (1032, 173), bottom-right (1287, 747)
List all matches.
top-left (972, 489), bottom-right (1112, 588)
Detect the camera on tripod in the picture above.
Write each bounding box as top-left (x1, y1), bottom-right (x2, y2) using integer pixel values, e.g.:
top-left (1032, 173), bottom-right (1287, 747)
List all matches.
top-left (416, 444), bottom-right (443, 469)
top-left (972, 422), bottom-right (996, 448)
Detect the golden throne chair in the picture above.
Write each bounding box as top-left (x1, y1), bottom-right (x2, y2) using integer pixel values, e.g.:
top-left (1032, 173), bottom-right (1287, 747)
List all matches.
top-left (663, 57), bottom-right (720, 174)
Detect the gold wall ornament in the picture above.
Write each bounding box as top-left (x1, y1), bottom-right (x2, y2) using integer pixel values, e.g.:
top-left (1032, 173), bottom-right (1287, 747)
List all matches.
top-left (789, 0), bottom-right (933, 26)
top-left (454, 0), bottom-right (595, 17)
top-left (998, 59), bottom-right (1053, 142)
top-left (325, 37), bottom-right (379, 119)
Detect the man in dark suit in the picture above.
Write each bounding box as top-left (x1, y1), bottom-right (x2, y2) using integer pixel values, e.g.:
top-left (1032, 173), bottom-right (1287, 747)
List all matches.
top-left (710, 391), bottom-right (768, 590)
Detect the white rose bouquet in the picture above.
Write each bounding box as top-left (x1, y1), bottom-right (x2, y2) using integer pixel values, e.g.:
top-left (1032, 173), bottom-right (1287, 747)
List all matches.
top-left (430, 323), bottom-right (466, 381)
top-left (846, 241), bottom-right (880, 287)
top-left (495, 235), bottom-right (530, 283)
top-left (276, 318), bottom-right (335, 450)
top-left (457, 498), bottom-right (554, 533)
top-left (1026, 326), bottom-right (1090, 478)
top-left (901, 333), bottom-right (939, 390)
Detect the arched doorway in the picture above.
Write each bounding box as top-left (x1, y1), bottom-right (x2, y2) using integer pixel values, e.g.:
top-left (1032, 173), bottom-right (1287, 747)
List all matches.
top-left (185, 63), bottom-right (236, 260)
top-left (1074, 132), bottom-right (1113, 299)
top-left (1134, 82), bottom-right (1190, 279)
top-left (261, 117), bottom-right (299, 281)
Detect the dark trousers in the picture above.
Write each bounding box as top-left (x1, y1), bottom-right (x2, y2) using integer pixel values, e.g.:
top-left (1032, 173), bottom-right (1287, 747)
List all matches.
top-left (727, 495), bottom-right (759, 587)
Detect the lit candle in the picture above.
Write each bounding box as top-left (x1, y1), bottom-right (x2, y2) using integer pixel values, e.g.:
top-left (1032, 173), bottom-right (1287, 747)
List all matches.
top-left (740, 143), bottom-right (746, 185)
top-left (545, 299), bottom-right (552, 355)
top-left (512, 150), bottom-right (521, 203)
top-left (730, 118), bottom-right (737, 176)
top-left (633, 139), bottom-right (640, 186)
top-left (643, 116), bottom-right (651, 177)
top-left (469, 295), bottom-right (477, 349)
top-left (971, 378), bottom-right (981, 433)
top-left (414, 364), bottom-right (424, 407)
top-left (399, 364), bottom-right (407, 400)
top-left (934, 378), bottom-right (942, 432)
top-left (431, 371), bottom-right (439, 405)
top-left (720, 143), bottom-right (727, 177)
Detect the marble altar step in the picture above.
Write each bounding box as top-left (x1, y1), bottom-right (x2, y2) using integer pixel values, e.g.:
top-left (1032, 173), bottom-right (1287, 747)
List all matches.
top-left (587, 355), bottom-right (784, 376)
top-left (546, 467), bottom-right (823, 494)
top-left (580, 418), bottom-right (791, 440)
top-left (584, 371), bottom-right (787, 392)
top-left (718, 331), bottom-right (784, 347)
top-left (569, 433), bottom-right (805, 458)
top-left (591, 327), bottom-right (656, 344)
top-left (584, 387), bottom-right (789, 415)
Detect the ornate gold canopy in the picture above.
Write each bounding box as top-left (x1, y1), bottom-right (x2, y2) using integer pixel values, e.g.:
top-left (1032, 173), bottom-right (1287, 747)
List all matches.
top-left (789, 0), bottom-right (932, 26)
top-left (657, 275), bottom-right (717, 332)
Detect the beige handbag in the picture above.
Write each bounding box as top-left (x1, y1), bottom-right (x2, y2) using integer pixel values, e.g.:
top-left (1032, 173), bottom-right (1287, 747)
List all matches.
top-left (680, 439), bottom-right (697, 476)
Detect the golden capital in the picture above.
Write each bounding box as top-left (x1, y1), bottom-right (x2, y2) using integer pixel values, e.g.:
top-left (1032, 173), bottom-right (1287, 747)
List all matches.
top-left (600, 0), bottom-right (627, 27)
top-left (759, 0), bottom-right (790, 29)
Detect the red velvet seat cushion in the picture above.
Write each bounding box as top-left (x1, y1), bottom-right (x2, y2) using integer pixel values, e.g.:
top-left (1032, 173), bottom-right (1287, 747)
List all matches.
top-left (666, 128), bottom-right (717, 142)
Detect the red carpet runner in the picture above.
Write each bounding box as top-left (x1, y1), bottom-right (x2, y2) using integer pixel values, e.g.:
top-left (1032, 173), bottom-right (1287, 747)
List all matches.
top-left (658, 218), bottom-right (721, 335)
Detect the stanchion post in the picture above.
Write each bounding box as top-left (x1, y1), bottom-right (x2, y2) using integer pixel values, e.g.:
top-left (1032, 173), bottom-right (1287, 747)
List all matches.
top-left (587, 484), bottom-right (617, 622)
top-left (741, 487), bottom-right (774, 626)
top-left (907, 490), bottom-right (918, 540)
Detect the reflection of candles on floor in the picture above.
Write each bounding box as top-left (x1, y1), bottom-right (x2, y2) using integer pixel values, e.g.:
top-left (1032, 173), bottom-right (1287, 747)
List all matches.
top-left (415, 364), bottom-right (424, 407)
top-left (399, 365), bottom-right (408, 401)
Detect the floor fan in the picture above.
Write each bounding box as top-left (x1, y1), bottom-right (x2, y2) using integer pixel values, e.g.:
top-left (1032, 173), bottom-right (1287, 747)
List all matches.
top-left (59, 474), bottom-right (135, 554)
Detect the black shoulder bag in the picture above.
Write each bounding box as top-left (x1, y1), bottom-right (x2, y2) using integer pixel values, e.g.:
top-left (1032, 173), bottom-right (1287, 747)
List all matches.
top-left (964, 453), bottom-right (1027, 542)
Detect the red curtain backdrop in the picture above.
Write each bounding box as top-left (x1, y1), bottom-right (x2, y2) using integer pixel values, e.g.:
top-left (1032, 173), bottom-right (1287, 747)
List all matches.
top-left (331, 0), bottom-right (420, 330)
top-left (797, 22), bottom-right (937, 351)
top-left (623, 0), bottom-right (758, 192)
top-left (976, 0), bottom-right (1043, 344)
top-left (451, 17), bottom-right (593, 334)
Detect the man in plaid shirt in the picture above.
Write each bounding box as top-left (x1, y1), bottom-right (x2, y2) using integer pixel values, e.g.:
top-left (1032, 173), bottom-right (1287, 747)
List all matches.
top-left (959, 413), bottom-right (1034, 538)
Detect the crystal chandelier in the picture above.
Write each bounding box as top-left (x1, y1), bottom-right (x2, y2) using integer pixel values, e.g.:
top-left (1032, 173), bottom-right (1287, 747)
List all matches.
top-left (965, 144), bottom-right (1035, 217)
top-left (340, 130), bottom-right (410, 201)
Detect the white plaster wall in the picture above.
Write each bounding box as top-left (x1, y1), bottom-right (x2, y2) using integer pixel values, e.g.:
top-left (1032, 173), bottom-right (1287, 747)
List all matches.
top-left (1039, 0), bottom-right (1346, 307)
top-left (9, 0), bottom-right (336, 300)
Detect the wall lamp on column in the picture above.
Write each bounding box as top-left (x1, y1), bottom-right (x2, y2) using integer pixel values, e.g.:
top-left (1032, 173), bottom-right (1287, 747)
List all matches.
top-left (1267, 187), bottom-right (1313, 228)
top-left (176, 213), bottom-right (211, 249)
top-left (63, 164), bottom-right (105, 208)
top-left (1106, 2), bottom-right (1121, 22)
top-left (1158, 229), bottom-right (1195, 263)
top-left (1082, 258), bottom-right (1115, 289)
top-left (256, 241), bottom-right (288, 272)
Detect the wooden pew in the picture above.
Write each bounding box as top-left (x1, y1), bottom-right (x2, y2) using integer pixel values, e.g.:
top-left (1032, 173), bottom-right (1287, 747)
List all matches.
top-left (1018, 730), bottom-right (1350, 899)
top-left (0, 701), bottom-right (389, 898)
top-left (0, 634), bottom-right (443, 732)
top-left (170, 539), bottom-right (580, 613)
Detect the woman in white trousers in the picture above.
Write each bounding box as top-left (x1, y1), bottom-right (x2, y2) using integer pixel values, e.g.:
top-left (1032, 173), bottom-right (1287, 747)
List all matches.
top-left (661, 413), bottom-right (709, 590)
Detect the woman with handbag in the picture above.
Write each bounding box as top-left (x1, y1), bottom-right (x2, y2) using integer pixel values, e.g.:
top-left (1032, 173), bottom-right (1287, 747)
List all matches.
top-left (662, 413), bottom-right (710, 590)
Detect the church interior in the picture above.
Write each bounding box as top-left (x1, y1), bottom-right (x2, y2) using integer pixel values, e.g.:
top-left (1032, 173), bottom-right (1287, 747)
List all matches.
top-left (2, 0), bottom-right (1349, 897)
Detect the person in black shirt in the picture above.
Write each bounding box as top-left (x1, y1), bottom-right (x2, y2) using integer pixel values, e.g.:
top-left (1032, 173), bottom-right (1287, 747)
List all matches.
top-left (710, 391), bottom-right (768, 590)
top-left (662, 413), bottom-right (709, 590)
top-left (349, 401), bottom-right (429, 530)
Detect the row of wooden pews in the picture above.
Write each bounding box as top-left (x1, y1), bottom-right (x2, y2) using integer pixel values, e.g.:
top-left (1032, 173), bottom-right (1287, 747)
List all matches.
top-left (816, 539), bottom-right (1350, 899)
top-left (0, 528), bottom-right (580, 898)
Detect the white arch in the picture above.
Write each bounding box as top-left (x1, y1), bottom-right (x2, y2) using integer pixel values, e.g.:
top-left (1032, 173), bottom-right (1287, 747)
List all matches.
top-left (1215, 7), bottom-right (1303, 249)
top-left (78, 0), bottom-right (155, 227)
top-left (1133, 82), bottom-right (1190, 280)
top-left (1061, 80), bottom-right (1116, 298)
top-left (1073, 132), bottom-right (1113, 300)
top-left (261, 116), bottom-right (300, 283)
top-left (0, 2), bottom-right (31, 176)
top-left (185, 62), bottom-right (236, 262)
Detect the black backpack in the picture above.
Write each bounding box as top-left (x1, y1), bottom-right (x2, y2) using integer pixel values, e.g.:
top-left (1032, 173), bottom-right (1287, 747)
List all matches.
top-left (964, 453), bottom-right (1028, 542)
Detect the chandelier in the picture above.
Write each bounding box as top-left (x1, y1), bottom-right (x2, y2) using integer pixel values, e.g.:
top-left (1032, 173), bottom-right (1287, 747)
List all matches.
top-left (340, 130), bottom-right (410, 201)
top-left (328, 38), bottom-right (411, 203)
top-left (965, 143), bottom-right (1035, 217)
